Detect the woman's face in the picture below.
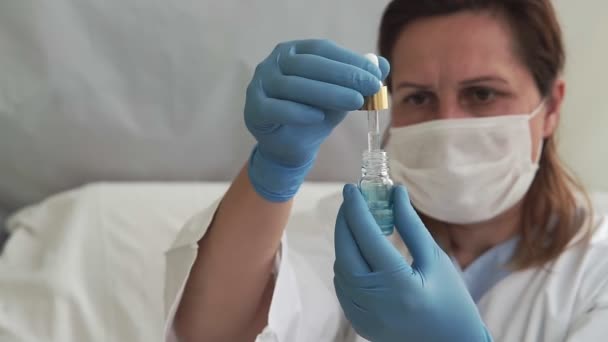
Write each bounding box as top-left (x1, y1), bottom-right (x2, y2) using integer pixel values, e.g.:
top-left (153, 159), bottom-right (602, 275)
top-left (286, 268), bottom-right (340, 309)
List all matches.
top-left (390, 11), bottom-right (563, 160)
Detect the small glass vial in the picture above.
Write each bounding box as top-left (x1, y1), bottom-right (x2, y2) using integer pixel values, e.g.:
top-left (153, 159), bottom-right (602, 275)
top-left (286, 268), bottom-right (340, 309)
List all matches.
top-left (359, 150), bottom-right (394, 235)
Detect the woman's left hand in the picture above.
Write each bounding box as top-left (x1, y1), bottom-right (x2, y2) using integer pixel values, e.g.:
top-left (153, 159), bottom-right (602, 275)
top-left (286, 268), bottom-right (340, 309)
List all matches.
top-left (333, 184), bottom-right (493, 342)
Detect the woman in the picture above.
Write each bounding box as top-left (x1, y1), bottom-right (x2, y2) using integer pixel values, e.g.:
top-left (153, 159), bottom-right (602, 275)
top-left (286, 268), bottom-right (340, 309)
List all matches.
top-left (167, 1), bottom-right (608, 341)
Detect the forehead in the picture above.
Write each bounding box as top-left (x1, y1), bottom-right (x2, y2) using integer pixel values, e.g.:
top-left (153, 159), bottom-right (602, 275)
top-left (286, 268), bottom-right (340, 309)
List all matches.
top-left (391, 11), bottom-right (525, 80)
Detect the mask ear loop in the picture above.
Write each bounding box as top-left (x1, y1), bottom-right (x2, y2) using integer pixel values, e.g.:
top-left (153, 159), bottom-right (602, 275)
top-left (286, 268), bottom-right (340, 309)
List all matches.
top-left (529, 100), bottom-right (546, 120)
top-left (534, 138), bottom-right (545, 164)
top-left (529, 99), bottom-right (547, 163)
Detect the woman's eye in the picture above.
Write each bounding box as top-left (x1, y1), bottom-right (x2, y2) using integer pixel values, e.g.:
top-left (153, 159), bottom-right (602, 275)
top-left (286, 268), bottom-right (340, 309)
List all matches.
top-left (405, 92), bottom-right (430, 106)
top-left (469, 87), bottom-right (496, 103)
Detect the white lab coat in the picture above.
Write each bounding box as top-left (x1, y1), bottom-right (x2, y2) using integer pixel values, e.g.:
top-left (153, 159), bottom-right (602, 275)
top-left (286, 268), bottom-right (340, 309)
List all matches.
top-left (165, 192), bottom-right (608, 342)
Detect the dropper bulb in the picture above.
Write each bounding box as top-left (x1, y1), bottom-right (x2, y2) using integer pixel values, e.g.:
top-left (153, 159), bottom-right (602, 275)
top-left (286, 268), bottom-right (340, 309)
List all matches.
top-left (364, 53), bottom-right (379, 67)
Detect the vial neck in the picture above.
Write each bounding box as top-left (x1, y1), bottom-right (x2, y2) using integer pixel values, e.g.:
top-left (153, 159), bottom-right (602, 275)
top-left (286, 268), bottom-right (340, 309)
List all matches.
top-left (361, 150), bottom-right (390, 177)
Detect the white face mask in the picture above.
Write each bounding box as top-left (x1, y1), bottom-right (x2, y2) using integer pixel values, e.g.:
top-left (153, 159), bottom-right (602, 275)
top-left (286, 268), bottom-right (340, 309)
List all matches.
top-left (386, 102), bottom-right (545, 224)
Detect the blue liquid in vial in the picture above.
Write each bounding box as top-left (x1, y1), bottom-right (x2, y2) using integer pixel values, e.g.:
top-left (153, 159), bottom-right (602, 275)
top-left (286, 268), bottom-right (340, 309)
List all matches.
top-left (359, 183), bottom-right (394, 235)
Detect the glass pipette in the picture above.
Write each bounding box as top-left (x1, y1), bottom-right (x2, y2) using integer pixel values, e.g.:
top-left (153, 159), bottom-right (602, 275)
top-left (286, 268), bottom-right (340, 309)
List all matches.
top-left (368, 109), bottom-right (381, 151)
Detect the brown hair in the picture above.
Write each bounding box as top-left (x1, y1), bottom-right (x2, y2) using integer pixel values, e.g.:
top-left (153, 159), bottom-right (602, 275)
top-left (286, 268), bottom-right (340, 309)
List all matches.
top-left (379, 0), bottom-right (593, 269)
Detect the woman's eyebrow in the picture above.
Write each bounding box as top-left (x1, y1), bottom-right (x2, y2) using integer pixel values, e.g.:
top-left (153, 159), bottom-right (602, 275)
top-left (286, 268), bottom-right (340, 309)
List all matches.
top-left (395, 76), bottom-right (508, 90)
top-left (395, 81), bottom-right (432, 90)
top-left (460, 76), bottom-right (508, 85)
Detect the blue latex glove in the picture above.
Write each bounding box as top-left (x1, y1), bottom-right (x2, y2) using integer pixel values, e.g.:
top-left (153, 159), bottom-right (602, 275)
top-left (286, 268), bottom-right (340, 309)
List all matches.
top-left (244, 39), bottom-right (390, 202)
top-left (334, 184), bottom-right (493, 342)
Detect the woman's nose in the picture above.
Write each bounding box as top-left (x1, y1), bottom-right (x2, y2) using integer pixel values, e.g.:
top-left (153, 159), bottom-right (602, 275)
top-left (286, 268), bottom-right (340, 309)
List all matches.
top-left (436, 104), bottom-right (469, 120)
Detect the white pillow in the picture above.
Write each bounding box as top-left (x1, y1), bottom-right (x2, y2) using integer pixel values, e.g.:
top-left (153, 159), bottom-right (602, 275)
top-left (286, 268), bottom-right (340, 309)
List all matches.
top-left (0, 181), bottom-right (343, 340)
top-left (0, 0), bottom-right (390, 216)
top-left (2, 183), bottom-right (203, 341)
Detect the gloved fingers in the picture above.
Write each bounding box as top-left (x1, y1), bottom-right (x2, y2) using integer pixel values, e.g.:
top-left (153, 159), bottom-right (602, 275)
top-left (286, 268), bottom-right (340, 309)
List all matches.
top-left (377, 56), bottom-right (391, 81)
top-left (246, 79), bottom-right (326, 125)
top-left (333, 277), bottom-right (375, 341)
top-left (335, 203), bottom-right (372, 275)
top-left (333, 277), bottom-right (368, 314)
top-left (294, 39), bottom-right (382, 79)
top-left (393, 185), bottom-right (441, 270)
top-left (342, 184), bottom-right (405, 272)
top-left (323, 110), bottom-right (349, 127)
top-left (279, 52), bottom-right (381, 97)
top-left (264, 72), bottom-right (364, 112)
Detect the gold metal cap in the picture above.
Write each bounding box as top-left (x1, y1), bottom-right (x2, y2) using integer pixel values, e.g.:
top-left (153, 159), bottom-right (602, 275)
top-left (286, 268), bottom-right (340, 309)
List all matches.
top-left (361, 85), bottom-right (389, 111)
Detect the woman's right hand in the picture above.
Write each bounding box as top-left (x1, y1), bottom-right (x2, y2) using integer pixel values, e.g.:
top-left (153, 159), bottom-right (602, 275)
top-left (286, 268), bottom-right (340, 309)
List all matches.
top-left (245, 39), bottom-right (390, 202)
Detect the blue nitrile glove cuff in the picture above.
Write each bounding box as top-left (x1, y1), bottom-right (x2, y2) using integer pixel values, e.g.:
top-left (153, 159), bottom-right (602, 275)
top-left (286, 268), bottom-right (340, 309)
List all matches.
top-left (248, 145), bottom-right (315, 202)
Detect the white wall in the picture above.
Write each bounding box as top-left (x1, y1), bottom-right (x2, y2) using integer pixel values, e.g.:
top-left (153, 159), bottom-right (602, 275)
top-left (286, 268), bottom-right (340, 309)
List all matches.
top-left (0, 0), bottom-right (392, 211)
top-left (0, 0), bottom-right (605, 214)
top-left (554, 0), bottom-right (608, 191)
